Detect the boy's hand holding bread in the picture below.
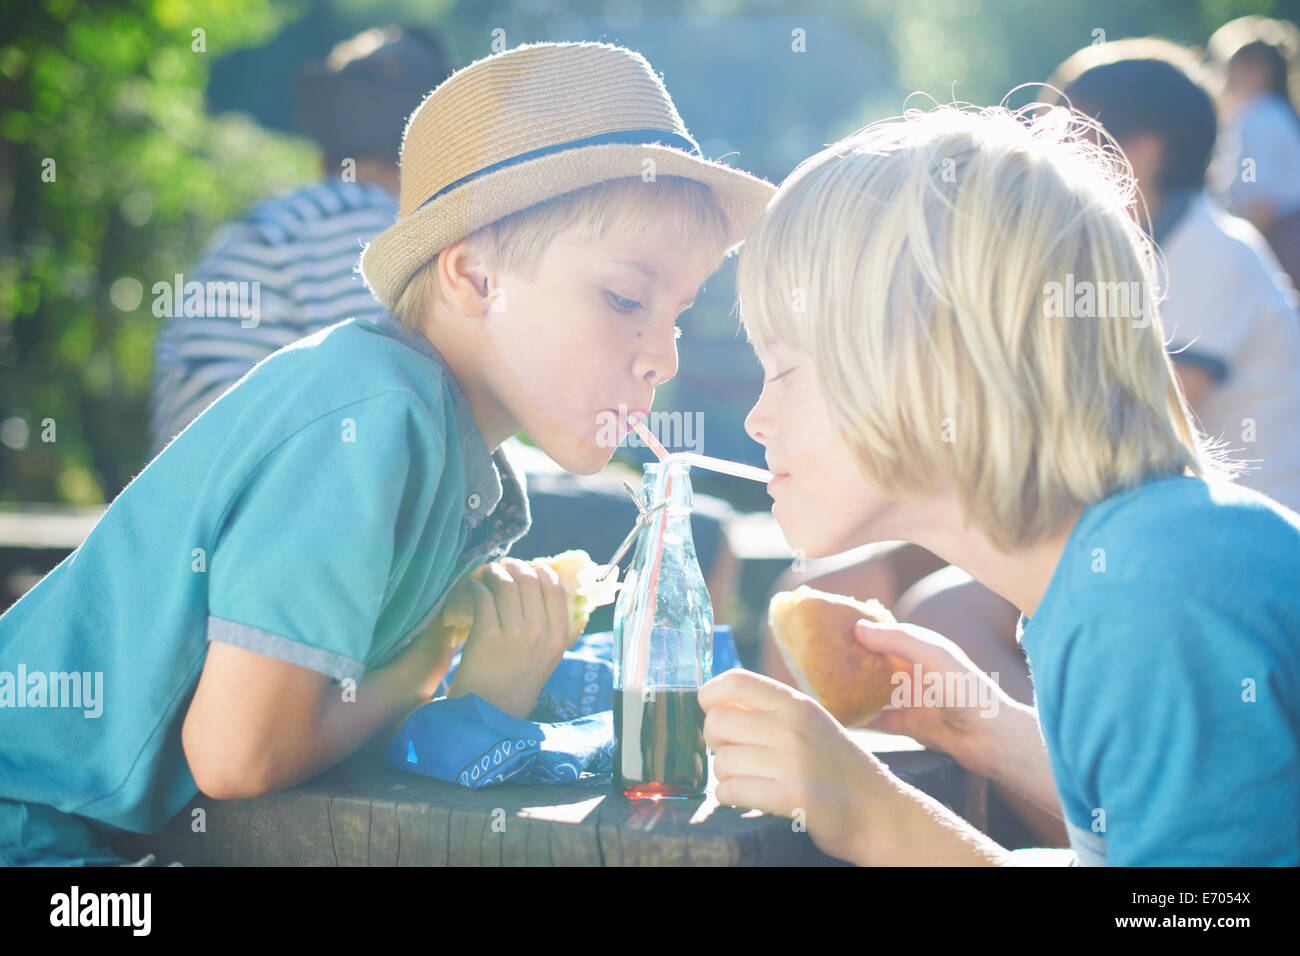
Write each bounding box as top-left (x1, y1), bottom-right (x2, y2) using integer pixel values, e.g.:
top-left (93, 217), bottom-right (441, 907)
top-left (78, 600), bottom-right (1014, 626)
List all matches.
top-left (767, 585), bottom-right (908, 727)
top-left (700, 585), bottom-right (1014, 865)
top-left (766, 584), bottom-right (1009, 760)
top-left (442, 550), bottom-right (618, 719)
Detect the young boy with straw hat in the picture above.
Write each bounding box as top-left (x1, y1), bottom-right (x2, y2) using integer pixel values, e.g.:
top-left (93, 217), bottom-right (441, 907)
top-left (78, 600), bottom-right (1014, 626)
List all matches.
top-left (0, 41), bottom-right (774, 865)
top-left (701, 102), bottom-right (1300, 866)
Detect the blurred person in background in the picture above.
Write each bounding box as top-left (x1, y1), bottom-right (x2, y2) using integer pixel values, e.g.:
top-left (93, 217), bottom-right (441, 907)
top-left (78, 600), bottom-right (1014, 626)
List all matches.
top-left (1055, 37), bottom-right (1300, 513)
top-left (1207, 15), bottom-right (1300, 289)
top-left (147, 25), bottom-right (454, 458)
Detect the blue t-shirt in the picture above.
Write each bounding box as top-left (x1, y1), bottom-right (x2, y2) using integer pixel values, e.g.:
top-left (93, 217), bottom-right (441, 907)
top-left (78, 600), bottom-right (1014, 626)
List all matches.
top-left (1018, 474), bottom-right (1300, 866)
top-left (0, 317), bottom-right (530, 865)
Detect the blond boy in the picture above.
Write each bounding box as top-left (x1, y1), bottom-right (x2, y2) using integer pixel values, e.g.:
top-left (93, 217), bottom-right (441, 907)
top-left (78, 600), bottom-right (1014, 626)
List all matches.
top-left (702, 103), bottom-right (1300, 866)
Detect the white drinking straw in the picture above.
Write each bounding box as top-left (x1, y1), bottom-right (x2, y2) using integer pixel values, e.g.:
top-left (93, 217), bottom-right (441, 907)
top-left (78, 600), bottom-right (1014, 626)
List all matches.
top-left (630, 419), bottom-right (775, 484)
top-left (661, 452), bottom-right (774, 484)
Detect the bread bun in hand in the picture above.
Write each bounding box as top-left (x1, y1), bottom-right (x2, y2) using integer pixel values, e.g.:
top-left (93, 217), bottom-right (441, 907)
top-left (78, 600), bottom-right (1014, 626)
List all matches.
top-left (768, 585), bottom-right (909, 726)
top-left (435, 550), bottom-right (619, 651)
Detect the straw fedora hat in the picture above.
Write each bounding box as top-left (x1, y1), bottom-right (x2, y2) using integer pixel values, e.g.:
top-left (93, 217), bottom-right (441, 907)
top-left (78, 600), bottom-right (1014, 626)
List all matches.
top-left (360, 41), bottom-right (777, 312)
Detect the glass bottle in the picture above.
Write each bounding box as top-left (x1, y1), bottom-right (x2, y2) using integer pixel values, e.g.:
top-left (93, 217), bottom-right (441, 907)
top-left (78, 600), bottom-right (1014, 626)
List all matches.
top-left (612, 460), bottom-right (714, 799)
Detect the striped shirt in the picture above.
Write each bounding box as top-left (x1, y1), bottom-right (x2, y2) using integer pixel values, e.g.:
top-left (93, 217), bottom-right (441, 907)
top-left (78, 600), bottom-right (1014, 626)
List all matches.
top-left (147, 179), bottom-right (399, 459)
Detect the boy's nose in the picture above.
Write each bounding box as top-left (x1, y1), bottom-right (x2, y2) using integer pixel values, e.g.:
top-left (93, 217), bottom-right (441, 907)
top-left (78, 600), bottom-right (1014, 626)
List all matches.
top-left (744, 399), bottom-right (768, 446)
top-left (635, 327), bottom-right (678, 387)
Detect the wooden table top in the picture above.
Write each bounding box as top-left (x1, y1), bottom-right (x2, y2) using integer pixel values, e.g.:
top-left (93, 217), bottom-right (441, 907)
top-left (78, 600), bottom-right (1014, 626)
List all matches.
top-left (112, 730), bottom-right (986, 866)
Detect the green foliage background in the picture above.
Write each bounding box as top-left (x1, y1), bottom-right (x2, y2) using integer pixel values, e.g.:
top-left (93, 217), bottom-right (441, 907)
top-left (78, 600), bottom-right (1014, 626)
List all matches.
top-left (2, 0), bottom-right (1296, 504)
top-left (1, 0), bottom-right (316, 503)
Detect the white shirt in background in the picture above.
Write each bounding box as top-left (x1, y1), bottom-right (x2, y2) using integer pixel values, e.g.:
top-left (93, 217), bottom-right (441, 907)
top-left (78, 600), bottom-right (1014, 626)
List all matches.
top-left (1211, 92), bottom-right (1300, 219)
top-left (1157, 193), bottom-right (1300, 512)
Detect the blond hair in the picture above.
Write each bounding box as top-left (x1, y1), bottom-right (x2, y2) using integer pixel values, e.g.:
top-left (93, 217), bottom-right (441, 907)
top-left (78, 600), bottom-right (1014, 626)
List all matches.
top-left (737, 102), bottom-right (1229, 551)
top-left (393, 175), bottom-right (731, 334)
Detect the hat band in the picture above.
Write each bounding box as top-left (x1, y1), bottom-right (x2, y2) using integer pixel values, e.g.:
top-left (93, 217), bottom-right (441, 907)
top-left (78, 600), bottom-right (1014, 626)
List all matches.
top-left (415, 128), bottom-right (702, 211)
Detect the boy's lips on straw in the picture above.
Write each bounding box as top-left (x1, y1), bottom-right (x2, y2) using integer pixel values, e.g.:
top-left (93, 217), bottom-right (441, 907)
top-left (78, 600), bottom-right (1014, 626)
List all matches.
top-left (614, 407), bottom-right (649, 436)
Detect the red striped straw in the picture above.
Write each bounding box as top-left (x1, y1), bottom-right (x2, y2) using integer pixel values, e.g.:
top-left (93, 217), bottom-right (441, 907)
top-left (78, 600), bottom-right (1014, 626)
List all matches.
top-left (631, 418), bottom-right (668, 459)
top-left (630, 471), bottom-right (670, 692)
top-left (629, 417), bottom-right (670, 693)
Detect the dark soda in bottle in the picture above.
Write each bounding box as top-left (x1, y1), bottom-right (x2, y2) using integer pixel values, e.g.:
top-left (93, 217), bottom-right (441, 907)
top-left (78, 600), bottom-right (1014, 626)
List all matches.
top-left (614, 687), bottom-right (706, 798)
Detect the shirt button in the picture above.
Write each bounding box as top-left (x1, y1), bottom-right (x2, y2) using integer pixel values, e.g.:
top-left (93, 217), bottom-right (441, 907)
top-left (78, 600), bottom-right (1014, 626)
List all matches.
top-left (467, 493), bottom-right (481, 510)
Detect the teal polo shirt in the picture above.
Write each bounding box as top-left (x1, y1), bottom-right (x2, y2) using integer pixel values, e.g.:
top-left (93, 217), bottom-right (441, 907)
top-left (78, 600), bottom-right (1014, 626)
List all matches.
top-left (0, 316), bottom-right (529, 865)
top-left (1018, 474), bottom-right (1300, 866)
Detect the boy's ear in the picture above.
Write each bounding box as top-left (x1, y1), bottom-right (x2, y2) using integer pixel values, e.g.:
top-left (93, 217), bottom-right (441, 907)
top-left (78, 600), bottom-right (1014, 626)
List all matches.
top-left (1120, 132), bottom-right (1165, 196)
top-left (436, 238), bottom-right (494, 317)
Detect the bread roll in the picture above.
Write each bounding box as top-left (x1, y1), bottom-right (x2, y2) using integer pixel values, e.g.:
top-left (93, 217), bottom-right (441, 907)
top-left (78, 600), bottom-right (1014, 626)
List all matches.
top-left (768, 585), bottom-right (909, 726)
top-left (435, 550), bottom-right (610, 651)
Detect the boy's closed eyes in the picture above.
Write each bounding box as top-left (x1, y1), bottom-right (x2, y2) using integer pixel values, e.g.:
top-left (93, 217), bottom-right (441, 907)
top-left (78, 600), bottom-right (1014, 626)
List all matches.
top-left (605, 257), bottom-right (699, 321)
top-left (746, 340), bottom-right (901, 560)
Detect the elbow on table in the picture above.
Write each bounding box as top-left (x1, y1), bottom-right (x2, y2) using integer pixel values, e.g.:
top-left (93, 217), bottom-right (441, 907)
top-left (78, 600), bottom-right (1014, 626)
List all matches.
top-left (182, 720), bottom-right (276, 801)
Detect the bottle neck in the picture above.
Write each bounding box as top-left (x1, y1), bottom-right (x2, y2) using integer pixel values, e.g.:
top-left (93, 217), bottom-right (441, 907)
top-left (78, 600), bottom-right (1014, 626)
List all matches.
top-left (643, 463), bottom-right (693, 517)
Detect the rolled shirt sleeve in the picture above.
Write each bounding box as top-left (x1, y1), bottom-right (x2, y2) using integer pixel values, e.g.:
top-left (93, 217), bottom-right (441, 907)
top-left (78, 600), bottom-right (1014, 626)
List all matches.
top-left (205, 390), bottom-right (445, 683)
